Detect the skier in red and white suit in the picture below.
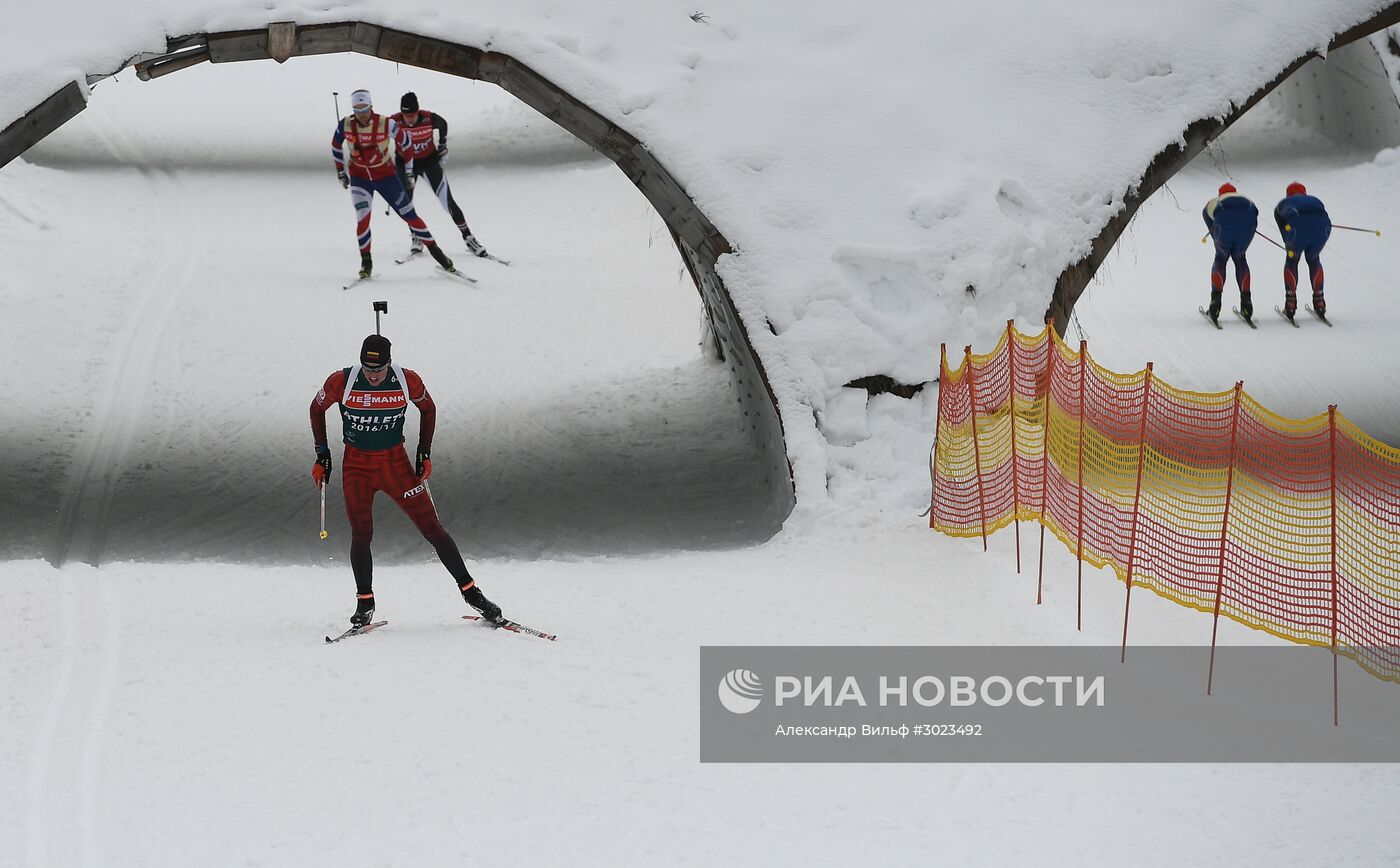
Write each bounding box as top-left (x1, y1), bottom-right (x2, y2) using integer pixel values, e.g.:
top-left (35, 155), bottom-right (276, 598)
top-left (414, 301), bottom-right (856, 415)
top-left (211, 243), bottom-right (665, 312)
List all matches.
top-left (392, 91), bottom-right (493, 259)
top-left (331, 89), bottom-right (455, 279)
top-left (310, 333), bottom-right (503, 627)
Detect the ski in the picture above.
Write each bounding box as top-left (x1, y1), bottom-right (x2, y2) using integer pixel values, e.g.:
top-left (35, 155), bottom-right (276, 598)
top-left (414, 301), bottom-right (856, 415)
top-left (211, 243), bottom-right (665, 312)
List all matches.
top-left (463, 614), bottom-right (557, 641)
top-left (324, 620), bottom-right (388, 643)
top-left (1198, 306), bottom-right (1222, 329)
top-left (393, 249), bottom-right (425, 265)
top-left (1306, 305), bottom-right (1333, 326)
top-left (478, 252), bottom-right (511, 266)
top-left (1231, 307), bottom-right (1258, 329)
top-left (342, 274), bottom-right (374, 291)
top-left (1275, 306), bottom-right (1300, 328)
top-left (437, 266), bottom-right (478, 285)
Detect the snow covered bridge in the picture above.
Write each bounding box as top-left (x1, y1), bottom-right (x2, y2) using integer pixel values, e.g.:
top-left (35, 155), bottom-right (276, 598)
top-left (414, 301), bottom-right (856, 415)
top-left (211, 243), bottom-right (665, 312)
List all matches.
top-left (3, 1), bottom-right (1400, 558)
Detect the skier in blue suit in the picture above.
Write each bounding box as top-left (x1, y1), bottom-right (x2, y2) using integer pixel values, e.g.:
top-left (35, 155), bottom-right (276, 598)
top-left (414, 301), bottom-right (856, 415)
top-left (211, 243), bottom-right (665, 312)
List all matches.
top-left (1202, 182), bottom-right (1258, 323)
top-left (1274, 181), bottom-right (1332, 320)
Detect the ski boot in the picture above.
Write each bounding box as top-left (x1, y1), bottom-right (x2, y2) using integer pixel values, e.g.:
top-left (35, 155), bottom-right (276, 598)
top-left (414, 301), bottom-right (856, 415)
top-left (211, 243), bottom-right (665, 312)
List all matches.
top-left (359, 252), bottom-right (373, 280)
top-left (461, 583), bottom-right (505, 626)
top-left (409, 238), bottom-right (423, 255)
top-left (1206, 304), bottom-right (1220, 326)
top-left (463, 234), bottom-right (489, 258)
top-left (428, 243), bottom-right (455, 272)
top-left (351, 593), bottom-right (376, 627)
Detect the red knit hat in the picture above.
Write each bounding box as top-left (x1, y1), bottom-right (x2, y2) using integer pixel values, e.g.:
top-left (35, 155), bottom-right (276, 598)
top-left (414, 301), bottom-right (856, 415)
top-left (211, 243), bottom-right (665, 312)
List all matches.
top-left (1218, 182), bottom-right (1237, 195)
top-left (1286, 181), bottom-right (1307, 197)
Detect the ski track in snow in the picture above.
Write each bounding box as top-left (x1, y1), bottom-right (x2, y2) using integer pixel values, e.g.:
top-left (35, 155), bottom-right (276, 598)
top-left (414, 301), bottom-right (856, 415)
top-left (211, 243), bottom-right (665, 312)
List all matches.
top-left (23, 574), bottom-right (78, 868)
top-left (47, 111), bottom-right (199, 568)
top-left (24, 570), bottom-right (120, 868)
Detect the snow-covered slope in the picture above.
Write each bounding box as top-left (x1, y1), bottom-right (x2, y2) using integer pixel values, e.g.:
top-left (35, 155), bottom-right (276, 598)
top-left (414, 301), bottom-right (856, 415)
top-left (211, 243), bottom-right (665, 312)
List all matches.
top-left (4, 0), bottom-right (1396, 510)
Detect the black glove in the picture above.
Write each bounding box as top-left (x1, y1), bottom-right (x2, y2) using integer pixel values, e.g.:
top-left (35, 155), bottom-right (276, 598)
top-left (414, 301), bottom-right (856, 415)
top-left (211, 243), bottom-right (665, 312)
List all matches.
top-left (437, 144), bottom-right (448, 165)
top-left (415, 448), bottom-right (432, 480)
top-left (313, 445), bottom-right (333, 487)
top-left (336, 170), bottom-right (349, 189)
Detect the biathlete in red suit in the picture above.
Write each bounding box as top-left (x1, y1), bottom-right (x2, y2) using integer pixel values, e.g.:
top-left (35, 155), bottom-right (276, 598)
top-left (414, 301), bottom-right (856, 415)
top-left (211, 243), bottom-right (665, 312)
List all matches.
top-left (331, 89), bottom-right (456, 278)
top-left (391, 91), bottom-right (493, 259)
top-left (310, 333), bottom-right (504, 627)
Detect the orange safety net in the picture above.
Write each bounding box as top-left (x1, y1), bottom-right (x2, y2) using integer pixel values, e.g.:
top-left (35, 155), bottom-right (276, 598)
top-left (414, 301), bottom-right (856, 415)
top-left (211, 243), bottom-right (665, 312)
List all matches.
top-left (931, 323), bottom-right (1400, 683)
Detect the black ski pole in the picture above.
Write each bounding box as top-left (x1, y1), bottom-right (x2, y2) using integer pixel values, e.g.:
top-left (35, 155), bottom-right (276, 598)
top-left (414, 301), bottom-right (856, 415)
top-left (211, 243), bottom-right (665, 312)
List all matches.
top-left (332, 91), bottom-right (341, 122)
top-left (1254, 230), bottom-right (1285, 251)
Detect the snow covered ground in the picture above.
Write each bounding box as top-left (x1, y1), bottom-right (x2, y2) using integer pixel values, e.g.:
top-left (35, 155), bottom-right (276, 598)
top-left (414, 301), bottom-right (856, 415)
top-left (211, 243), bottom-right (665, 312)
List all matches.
top-left (3, 47), bottom-right (1399, 868)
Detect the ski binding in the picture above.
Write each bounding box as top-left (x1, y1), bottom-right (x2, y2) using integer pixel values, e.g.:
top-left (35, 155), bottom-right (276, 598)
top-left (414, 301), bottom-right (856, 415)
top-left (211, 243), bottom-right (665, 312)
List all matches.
top-left (1231, 307), bottom-right (1257, 329)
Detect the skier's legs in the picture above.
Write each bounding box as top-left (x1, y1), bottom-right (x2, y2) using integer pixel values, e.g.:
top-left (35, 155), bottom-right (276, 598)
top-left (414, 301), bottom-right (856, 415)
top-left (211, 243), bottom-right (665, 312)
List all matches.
top-left (1231, 249), bottom-right (1252, 316)
top-left (350, 178), bottom-right (375, 254)
top-left (341, 450), bottom-right (380, 596)
top-left (1305, 247), bottom-right (1325, 314)
top-left (1283, 252), bottom-right (1301, 316)
top-left (422, 158), bottom-right (471, 235)
top-left (383, 446), bottom-right (478, 590)
top-left (402, 169), bottom-right (421, 250)
top-left (1209, 246), bottom-right (1229, 316)
top-left (374, 175), bottom-right (435, 248)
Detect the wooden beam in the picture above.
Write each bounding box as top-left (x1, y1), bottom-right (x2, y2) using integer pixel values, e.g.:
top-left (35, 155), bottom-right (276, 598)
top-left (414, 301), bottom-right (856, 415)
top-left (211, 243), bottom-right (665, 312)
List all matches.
top-left (135, 48), bottom-right (210, 81)
top-left (349, 22), bottom-right (382, 55)
top-left (268, 22), bottom-right (296, 64)
top-left (0, 81), bottom-right (86, 170)
top-left (206, 29), bottom-right (270, 63)
top-left (480, 53), bottom-right (636, 162)
top-left (376, 29), bottom-right (480, 79)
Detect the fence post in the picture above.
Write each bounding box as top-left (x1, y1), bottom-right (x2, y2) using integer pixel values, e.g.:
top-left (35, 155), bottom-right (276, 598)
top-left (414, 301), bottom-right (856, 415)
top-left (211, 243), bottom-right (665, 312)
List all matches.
top-left (1120, 362), bottom-right (1154, 663)
top-left (929, 344), bottom-right (948, 527)
top-left (1037, 324), bottom-right (1056, 605)
top-left (1007, 320), bottom-right (1022, 573)
top-left (1207, 381), bottom-right (1243, 695)
top-left (1329, 404), bottom-right (1339, 726)
top-left (965, 346), bottom-right (989, 551)
top-left (1076, 340), bottom-right (1087, 631)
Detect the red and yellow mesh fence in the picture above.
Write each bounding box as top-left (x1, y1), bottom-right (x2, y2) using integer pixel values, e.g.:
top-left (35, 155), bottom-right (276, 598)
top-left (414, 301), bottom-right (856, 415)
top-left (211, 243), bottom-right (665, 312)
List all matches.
top-left (931, 322), bottom-right (1400, 684)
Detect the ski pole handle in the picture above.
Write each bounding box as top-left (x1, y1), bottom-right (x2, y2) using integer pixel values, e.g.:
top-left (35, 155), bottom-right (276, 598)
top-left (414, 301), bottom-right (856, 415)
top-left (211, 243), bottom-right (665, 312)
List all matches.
top-left (319, 482), bottom-right (328, 540)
